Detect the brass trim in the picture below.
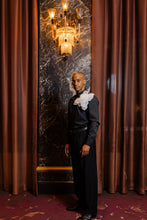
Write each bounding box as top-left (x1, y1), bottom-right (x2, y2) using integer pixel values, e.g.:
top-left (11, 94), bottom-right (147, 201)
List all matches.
top-left (36, 166), bottom-right (72, 171)
top-left (38, 180), bottom-right (74, 183)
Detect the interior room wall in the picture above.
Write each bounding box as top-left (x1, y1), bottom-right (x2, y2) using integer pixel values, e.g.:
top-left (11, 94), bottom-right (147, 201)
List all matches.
top-left (38, 0), bottom-right (92, 193)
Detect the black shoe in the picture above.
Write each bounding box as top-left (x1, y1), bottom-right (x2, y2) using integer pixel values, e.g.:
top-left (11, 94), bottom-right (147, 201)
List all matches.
top-left (77, 213), bottom-right (97, 220)
top-left (66, 203), bottom-right (82, 212)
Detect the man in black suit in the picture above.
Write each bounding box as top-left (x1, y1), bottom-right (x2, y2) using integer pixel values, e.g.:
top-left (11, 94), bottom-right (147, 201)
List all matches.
top-left (65, 72), bottom-right (100, 220)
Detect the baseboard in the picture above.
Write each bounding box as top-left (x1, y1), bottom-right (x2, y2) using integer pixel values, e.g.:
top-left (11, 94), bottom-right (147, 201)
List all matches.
top-left (38, 182), bottom-right (74, 194)
top-left (37, 166), bottom-right (74, 194)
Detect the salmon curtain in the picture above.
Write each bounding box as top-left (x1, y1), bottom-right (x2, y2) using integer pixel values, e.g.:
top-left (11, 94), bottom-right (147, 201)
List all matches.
top-left (0, 0), bottom-right (38, 194)
top-left (92, 0), bottom-right (147, 194)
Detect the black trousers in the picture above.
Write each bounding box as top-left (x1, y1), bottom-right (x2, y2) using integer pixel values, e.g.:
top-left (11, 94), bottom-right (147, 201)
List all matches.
top-left (69, 130), bottom-right (97, 215)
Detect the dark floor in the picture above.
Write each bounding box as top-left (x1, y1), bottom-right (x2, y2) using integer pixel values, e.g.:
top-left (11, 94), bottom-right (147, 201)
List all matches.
top-left (0, 190), bottom-right (147, 220)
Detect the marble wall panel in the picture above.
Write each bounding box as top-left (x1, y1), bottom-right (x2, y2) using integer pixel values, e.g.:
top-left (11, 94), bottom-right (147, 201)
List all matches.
top-left (38, 0), bottom-right (92, 168)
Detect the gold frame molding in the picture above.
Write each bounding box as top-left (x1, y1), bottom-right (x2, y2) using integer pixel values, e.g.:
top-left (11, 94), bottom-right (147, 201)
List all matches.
top-left (36, 166), bottom-right (72, 171)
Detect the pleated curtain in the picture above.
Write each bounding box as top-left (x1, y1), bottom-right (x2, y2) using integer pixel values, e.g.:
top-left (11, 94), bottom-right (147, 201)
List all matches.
top-left (0, 0), bottom-right (38, 195)
top-left (92, 0), bottom-right (147, 194)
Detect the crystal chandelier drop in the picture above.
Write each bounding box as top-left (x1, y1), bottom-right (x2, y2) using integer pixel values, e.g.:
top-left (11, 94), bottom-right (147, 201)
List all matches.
top-left (48, 0), bottom-right (84, 55)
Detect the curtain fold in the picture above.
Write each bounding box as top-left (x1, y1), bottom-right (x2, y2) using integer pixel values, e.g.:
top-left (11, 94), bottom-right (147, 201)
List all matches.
top-left (92, 0), bottom-right (147, 194)
top-left (0, 0), bottom-right (38, 195)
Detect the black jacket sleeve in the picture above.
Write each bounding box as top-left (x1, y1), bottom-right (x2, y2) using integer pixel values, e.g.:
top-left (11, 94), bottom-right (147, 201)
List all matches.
top-left (85, 95), bottom-right (100, 147)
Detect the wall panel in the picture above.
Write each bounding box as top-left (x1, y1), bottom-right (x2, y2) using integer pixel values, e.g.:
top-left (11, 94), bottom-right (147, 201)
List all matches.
top-left (38, 0), bottom-right (92, 193)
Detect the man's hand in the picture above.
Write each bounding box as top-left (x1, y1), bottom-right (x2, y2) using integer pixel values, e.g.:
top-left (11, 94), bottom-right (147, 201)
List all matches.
top-left (80, 144), bottom-right (90, 157)
top-left (65, 144), bottom-right (70, 157)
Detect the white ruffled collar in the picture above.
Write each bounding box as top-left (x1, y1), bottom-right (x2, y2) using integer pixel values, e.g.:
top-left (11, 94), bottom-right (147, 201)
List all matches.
top-left (73, 90), bottom-right (94, 110)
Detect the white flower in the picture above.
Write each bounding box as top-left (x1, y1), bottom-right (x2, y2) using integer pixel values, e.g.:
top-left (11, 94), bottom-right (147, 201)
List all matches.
top-left (73, 90), bottom-right (94, 110)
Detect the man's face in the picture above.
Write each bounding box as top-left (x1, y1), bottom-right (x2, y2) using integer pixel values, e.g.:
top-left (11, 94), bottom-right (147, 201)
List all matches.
top-left (72, 73), bottom-right (86, 93)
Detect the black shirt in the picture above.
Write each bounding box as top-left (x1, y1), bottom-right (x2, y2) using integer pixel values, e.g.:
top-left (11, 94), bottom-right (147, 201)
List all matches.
top-left (68, 90), bottom-right (100, 147)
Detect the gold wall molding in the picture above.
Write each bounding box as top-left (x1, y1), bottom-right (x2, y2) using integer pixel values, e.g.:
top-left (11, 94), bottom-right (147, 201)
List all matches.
top-left (38, 180), bottom-right (74, 183)
top-left (37, 166), bottom-right (72, 171)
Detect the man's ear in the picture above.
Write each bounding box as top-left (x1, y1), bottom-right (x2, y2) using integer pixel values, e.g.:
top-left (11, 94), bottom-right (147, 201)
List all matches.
top-left (84, 79), bottom-right (86, 85)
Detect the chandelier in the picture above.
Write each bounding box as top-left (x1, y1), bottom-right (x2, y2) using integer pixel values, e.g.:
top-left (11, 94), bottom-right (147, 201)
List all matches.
top-left (48, 0), bottom-right (84, 55)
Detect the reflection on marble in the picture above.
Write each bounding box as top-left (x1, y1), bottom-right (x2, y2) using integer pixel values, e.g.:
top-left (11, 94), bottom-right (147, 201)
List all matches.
top-left (38, 0), bottom-right (92, 167)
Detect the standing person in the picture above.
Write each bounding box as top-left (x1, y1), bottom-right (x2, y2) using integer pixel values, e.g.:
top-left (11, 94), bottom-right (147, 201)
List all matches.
top-left (65, 72), bottom-right (100, 220)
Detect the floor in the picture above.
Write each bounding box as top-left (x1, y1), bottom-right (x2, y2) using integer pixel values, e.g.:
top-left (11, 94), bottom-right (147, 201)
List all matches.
top-left (0, 190), bottom-right (147, 220)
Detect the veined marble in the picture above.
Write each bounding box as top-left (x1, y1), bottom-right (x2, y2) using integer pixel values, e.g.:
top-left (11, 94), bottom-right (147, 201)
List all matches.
top-left (38, 0), bottom-right (92, 168)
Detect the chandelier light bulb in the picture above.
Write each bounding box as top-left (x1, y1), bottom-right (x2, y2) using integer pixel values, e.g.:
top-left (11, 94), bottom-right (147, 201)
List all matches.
top-left (76, 8), bottom-right (84, 20)
top-left (48, 8), bottom-right (56, 19)
top-left (61, 0), bottom-right (69, 11)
